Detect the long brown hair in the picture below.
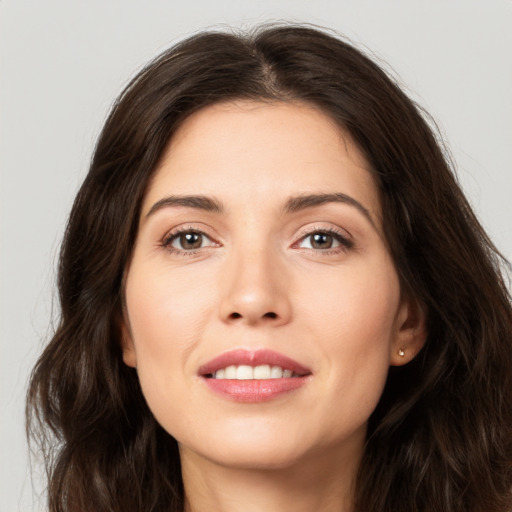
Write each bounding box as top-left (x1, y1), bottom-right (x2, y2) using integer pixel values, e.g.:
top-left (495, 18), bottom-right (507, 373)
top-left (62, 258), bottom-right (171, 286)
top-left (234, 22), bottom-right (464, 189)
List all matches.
top-left (27, 24), bottom-right (512, 512)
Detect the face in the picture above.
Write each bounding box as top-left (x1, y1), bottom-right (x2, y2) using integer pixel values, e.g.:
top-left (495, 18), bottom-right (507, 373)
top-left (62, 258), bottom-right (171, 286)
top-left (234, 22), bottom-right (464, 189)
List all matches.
top-left (121, 101), bottom-right (425, 472)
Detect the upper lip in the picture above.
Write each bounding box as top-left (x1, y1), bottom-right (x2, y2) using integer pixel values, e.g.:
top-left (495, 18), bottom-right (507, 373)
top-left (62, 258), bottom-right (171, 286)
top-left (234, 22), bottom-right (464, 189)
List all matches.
top-left (198, 349), bottom-right (311, 377)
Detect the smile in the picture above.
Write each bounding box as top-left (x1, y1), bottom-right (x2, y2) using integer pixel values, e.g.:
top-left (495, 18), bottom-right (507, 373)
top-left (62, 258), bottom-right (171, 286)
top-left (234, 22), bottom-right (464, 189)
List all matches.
top-left (210, 365), bottom-right (299, 380)
top-left (199, 349), bottom-right (311, 402)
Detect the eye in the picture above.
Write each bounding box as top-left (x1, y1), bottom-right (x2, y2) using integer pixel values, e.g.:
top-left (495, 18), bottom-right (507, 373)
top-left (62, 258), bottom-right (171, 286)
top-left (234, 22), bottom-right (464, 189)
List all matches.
top-left (299, 232), bottom-right (339, 250)
top-left (163, 229), bottom-right (217, 252)
top-left (296, 229), bottom-right (353, 252)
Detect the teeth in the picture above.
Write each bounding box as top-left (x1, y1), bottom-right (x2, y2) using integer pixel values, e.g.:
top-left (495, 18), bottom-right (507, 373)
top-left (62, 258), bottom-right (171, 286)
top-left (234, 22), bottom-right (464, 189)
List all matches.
top-left (270, 366), bottom-right (283, 379)
top-left (253, 364), bottom-right (271, 379)
top-left (225, 365), bottom-right (237, 379)
top-left (236, 365), bottom-right (253, 380)
top-left (213, 364), bottom-right (297, 380)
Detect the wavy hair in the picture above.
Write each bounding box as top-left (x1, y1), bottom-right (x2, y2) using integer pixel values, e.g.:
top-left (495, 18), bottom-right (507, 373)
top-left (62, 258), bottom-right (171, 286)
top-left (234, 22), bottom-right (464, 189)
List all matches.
top-left (27, 25), bottom-right (512, 512)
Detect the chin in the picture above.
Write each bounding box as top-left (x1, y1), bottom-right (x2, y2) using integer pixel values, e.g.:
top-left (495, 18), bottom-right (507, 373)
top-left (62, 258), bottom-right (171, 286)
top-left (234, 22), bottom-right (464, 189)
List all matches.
top-left (176, 420), bottom-right (313, 471)
top-left (185, 419), bottom-right (363, 476)
top-left (198, 443), bottom-right (307, 471)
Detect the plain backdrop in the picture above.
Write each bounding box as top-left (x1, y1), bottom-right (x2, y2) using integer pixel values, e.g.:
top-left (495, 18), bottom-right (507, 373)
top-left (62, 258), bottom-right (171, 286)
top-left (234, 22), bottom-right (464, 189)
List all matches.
top-left (1, 1), bottom-right (511, 510)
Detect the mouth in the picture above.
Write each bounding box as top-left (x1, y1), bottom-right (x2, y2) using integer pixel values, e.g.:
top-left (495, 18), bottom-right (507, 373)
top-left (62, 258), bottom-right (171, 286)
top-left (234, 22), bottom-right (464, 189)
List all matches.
top-left (206, 364), bottom-right (303, 380)
top-left (198, 349), bottom-right (311, 402)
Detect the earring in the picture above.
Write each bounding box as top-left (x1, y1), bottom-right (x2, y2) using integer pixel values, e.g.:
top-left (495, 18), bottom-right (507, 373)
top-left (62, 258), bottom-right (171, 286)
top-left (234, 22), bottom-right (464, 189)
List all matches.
top-left (398, 348), bottom-right (405, 357)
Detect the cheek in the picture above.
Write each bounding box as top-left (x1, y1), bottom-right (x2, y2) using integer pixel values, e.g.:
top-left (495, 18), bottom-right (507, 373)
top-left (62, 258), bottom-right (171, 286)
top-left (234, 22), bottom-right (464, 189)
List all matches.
top-left (299, 255), bottom-right (401, 342)
top-left (126, 264), bottom-right (214, 351)
top-left (298, 257), bottom-right (400, 401)
top-left (123, 264), bottom-right (215, 404)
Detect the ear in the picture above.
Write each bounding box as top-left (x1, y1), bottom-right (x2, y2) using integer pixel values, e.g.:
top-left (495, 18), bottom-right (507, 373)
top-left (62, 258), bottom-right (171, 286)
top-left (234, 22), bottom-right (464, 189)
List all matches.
top-left (390, 296), bottom-right (427, 366)
top-left (119, 318), bottom-right (137, 368)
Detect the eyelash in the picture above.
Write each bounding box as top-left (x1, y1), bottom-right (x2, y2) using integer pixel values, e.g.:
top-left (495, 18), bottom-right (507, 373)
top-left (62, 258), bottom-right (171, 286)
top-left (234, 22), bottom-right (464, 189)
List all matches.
top-left (160, 226), bottom-right (354, 257)
top-left (294, 226), bottom-right (354, 254)
top-left (161, 226), bottom-right (217, 257)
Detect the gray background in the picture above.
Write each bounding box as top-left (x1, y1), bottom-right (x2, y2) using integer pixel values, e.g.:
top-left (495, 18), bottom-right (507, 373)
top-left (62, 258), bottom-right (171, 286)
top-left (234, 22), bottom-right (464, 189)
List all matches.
top-left (1, 1), bottom-right (511, 510)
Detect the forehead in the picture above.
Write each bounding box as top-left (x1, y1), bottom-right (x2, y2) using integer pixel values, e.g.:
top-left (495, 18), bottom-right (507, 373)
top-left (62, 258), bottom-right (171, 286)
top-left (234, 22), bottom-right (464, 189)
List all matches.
top-left (143, 100), bottom-right (380, 220)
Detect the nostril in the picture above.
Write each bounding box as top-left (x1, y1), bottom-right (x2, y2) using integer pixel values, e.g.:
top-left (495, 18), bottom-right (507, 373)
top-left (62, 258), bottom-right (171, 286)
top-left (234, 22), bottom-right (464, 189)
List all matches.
top-left (226, 311), bottom-right (278, 321)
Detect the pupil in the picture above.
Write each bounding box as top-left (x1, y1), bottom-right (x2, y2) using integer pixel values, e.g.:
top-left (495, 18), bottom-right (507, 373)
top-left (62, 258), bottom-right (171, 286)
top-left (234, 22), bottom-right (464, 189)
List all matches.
top-left (312, 233), bottom-right (332, 249)
top-left (181, 232), bottom-right (202, 249)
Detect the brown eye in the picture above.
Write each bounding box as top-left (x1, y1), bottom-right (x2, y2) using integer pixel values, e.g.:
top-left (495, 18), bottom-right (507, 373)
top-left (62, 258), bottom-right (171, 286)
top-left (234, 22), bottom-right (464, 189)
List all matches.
top-left (166, 230), bottom-right (216, 251)
top-left (296, 230), bottom-right (353, 252)
top-left (310, 233), bottom-right (334, 249)
top-left (179, 232), bottom-right (203, 250)
top-left (299, 232), bottom-right (340, 250)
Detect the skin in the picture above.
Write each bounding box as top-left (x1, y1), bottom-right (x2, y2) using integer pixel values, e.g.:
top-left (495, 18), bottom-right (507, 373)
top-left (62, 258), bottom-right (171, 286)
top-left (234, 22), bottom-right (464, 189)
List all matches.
top-left (121, 100), bottom-right (426, 512)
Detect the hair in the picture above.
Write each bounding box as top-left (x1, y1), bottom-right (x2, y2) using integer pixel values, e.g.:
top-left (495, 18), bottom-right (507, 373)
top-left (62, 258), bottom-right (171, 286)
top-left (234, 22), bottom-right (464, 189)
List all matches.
top-left (27, 24), bottom-right (512, 512)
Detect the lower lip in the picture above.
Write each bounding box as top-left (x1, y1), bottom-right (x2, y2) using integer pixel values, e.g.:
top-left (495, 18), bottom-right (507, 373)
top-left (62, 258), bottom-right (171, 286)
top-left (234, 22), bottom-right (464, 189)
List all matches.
top-left (203, 377), bottom-right (309, 402)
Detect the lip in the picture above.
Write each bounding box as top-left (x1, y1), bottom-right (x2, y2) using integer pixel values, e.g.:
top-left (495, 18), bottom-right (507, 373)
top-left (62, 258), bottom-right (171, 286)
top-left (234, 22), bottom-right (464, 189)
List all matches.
top-left (199, 349), bottom-right (312, 403)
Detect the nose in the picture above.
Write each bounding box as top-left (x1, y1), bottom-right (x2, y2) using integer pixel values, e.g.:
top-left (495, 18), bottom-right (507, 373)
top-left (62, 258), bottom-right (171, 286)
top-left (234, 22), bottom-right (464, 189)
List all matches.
top-left (218, 246), bottom-right (292, 327)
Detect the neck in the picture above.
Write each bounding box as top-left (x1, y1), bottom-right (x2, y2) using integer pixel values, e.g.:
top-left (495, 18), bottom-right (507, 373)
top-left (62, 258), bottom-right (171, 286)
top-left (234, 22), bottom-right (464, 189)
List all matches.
top-left (180, 445), bottom-right (361, 512)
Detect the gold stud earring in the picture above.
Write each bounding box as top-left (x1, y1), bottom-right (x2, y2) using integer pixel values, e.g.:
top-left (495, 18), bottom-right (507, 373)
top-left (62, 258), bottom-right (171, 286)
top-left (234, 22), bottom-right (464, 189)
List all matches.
top-left (398, 348), bottom-right (405, 357)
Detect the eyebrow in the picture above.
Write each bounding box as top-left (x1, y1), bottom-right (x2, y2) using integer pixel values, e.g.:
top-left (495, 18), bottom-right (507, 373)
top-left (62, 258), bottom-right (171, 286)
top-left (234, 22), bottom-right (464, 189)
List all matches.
top-left (146, 192), bottom-right (375, 227)
top-left (284, 193), bottom-right (375, 227)
top-left (146, 195), bottom-right (224, 217)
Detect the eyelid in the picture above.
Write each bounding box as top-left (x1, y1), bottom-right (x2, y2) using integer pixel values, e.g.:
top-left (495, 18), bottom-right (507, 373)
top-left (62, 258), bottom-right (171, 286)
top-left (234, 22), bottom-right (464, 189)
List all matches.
top-left (292, 224), bottom-right (354, 252)
top-left (159, 222), bottom-right (354, 257)
top-left (160, 225), bottom-right (221, 255)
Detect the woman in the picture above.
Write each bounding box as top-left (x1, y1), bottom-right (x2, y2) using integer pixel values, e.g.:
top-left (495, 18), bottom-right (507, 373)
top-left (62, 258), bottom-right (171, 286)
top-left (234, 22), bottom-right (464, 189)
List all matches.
top-left (27, 25), bottom-right (512, 512)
